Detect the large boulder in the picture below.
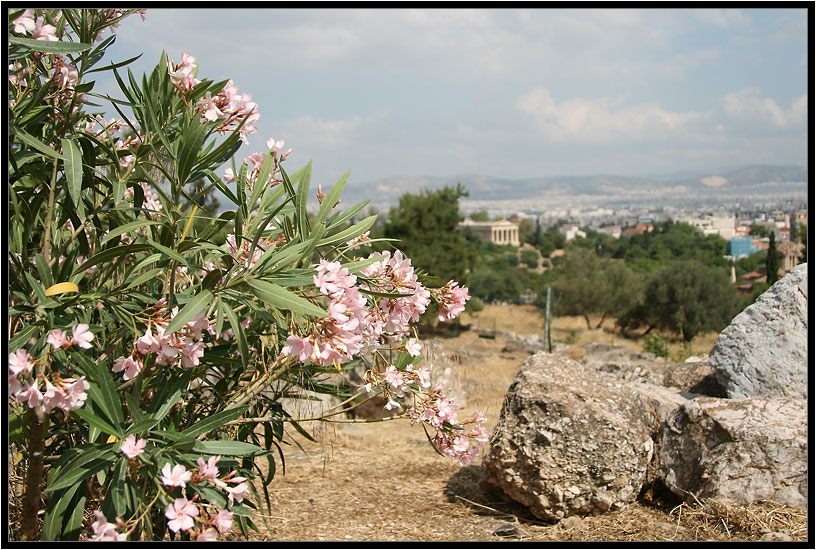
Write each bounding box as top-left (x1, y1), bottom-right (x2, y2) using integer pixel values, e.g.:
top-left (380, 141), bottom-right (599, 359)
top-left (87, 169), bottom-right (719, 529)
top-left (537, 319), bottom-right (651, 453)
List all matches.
top-left (658, 397), bottom-right (808, 510)
top-left (480, 353), bottom-right (656, 521)
top-left (579, 344), bottom-right (726, 397)
top-left (709, 263), bottom-right (808, 399)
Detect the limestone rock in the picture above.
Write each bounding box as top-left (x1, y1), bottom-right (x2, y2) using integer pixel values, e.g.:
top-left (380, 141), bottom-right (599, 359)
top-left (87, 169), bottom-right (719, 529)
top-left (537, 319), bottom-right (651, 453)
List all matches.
top-left (579, 344), bottom-right (726, 397)
top-left (658, 397), bottom-right (807, 510)
top-left (709, 263), bottom-right (808, 399)
top-left (480, 353), bottom-right (656, 521)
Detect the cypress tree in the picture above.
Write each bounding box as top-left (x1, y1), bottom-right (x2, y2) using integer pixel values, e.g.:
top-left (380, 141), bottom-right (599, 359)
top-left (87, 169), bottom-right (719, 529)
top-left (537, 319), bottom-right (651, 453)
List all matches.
top-left (766, 231), bottom-right (779, 284)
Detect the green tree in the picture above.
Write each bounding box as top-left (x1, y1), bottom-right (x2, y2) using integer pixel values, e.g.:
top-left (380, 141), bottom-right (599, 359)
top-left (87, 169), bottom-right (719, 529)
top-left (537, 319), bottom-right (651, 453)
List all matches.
top-left (469, 209), bottom-right (490, 222)
top-left (521, 248), bottom-right (540, 269)
top-left (766, 231), bottom-right (779, 284)
top-left (626, 260), bottom-right (740, 341)
top-left (750, 223), bottom-right (770, 238)
top-left (552, 248), bottom-right (605, 329)
top-left (382, 183), bottom-right (476, 283)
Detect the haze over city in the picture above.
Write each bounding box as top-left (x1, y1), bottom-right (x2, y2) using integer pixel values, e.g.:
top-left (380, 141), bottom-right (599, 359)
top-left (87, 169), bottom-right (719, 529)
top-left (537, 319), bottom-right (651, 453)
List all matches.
top-left (99, 8), bottom-right (808, 193)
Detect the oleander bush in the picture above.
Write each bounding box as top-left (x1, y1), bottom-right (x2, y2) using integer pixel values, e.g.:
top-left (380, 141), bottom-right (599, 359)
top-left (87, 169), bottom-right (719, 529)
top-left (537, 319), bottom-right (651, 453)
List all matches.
top-left (7, 8), bottom-right (483, 541)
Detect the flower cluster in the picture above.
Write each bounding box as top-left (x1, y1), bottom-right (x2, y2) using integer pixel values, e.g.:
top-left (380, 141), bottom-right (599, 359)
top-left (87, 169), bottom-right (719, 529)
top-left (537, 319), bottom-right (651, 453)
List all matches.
top-left (192, 74), bottom-right (259, 144)
top-left (433, 280), bottom-right (471, 322)
top-left (154, 457), bottom-right (242, 540)
top-left (11, 9), bottom-right (58, 41)
top-left (8, 325), bottom-right (94, 415)
top-left (88, 511), bottom-right (127, 541)
top-left (223, 138), bottom-right (292, 192)
top-left (282, 250), bottom-right (467, 370)
top-left (407, 385), bottom-right (489, 466)
top-left (111, 300), bottom-right (211, 381)
top-left (167, 51), bottom-right (200, 94)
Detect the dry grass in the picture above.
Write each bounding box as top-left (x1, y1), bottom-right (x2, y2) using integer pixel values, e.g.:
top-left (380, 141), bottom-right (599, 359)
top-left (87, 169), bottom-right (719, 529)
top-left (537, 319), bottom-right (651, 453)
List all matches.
top-left (249, 305), bottom-right (807, 542)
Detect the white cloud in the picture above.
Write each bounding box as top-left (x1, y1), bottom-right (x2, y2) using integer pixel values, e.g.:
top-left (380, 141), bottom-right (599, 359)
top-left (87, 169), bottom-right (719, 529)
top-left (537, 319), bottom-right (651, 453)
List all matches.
top-left (723, 88), bottom-right (807, 129)
top-left (691, 9), bottom-right (750, 28)
top-left (516, 87), bottom-right (702, 142)
top-left (276, 115), bottom-right (368, 150)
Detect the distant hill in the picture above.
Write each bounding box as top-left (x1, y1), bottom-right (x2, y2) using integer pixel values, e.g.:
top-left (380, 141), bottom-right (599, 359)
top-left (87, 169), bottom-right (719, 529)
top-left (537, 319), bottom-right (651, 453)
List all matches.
top-left (342, 164), bottom-right (808, 210)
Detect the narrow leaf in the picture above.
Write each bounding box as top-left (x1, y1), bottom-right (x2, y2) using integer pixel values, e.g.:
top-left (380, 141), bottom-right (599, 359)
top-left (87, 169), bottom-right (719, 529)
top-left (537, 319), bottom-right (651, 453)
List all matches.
top-left (247, 279), bottom-right (327, 317)
top-left (163, 290), bottom-right (213, 335)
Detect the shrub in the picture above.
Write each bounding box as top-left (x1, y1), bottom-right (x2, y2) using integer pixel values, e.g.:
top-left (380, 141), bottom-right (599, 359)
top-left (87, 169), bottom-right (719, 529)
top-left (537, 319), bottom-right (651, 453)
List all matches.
top-left (642, 333), bottom-right (669, 359)
top-left (8, 9), bottom-right (484, 541)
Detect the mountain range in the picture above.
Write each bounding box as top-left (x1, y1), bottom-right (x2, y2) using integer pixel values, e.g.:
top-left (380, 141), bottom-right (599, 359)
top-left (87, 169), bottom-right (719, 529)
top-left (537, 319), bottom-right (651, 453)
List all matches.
top-left (341, 164), bottom-right (808, 211)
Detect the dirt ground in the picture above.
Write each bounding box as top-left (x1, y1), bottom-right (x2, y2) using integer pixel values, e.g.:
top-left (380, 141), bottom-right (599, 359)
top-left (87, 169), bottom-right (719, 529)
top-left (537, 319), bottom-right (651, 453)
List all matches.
top-left (250, 305), bottom-right (808, 543)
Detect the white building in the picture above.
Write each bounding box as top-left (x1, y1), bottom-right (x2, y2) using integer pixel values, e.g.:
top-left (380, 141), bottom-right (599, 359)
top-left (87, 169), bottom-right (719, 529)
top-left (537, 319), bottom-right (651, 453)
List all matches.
top-left (458, 219), bottom-right (520, 246)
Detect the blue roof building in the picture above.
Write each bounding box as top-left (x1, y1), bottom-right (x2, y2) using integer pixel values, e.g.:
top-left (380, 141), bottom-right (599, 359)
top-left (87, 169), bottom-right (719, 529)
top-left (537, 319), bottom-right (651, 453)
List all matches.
top-left (728, 236), bottom-right (758, 258)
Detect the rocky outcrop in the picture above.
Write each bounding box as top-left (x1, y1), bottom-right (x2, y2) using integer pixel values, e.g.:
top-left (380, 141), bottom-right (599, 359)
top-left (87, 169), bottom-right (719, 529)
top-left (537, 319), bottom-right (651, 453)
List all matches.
top-left (709, 263), bottom-right (808, 399)
top-left (578, 344), bottom-right (726, 397)
top-left (480, 353), bottom-right (656, 521)
top-left (658, 397), bottom-right (807, 510)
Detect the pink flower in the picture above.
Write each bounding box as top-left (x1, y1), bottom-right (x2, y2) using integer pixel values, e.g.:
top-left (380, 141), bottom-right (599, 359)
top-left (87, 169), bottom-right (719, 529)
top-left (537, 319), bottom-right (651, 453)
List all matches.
top-left (436, 280), bottom-right (470, 322)
top-left (266, 138), bottom-right (285, 152)
top-left (180, 340), bottom-right (205, 369)
top-left (225, 482), bottom-right (250, 507)
top-left (71, 324), bottom-right (94, 349)
top-left (8, 349), bottom-right (33, 377)
top-left (120, 434), bottom-right (147, 459)
top-left (112, 355), bottom-right (142, 381)
top-left (405, 338), bottom-right (422, 357)
top-left (383, 365), bottom-right (408, 397)
top-left (12, 9), bottom-right (36, 34)
top-left (281, 335), bottom-right (313, 363)
top-left (47, 329), bottom-right (69, 349)
top-left (212, 509), bottom-right (233, 532)
top-left (18, 382), bottom-right (44, 410)
top-left (197, 528), bottom-right (218, 541)
top-left (63, 377), bottom-right (89, 411)
top-left (161, 463), bottom-right (193, 488)
top-left (165, 497), bottom-right (199, 532)
top-left (32, 16), bottom-right (58, 41)
top-left (89, 511), bottom-right (126, 541)
top-left (196, 455), bottom-right (220, 480)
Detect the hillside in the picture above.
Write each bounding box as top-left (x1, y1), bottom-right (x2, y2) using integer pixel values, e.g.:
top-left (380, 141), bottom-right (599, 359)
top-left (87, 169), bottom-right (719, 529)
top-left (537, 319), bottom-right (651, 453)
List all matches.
top-left (341, 164), bottom-right (808, 210)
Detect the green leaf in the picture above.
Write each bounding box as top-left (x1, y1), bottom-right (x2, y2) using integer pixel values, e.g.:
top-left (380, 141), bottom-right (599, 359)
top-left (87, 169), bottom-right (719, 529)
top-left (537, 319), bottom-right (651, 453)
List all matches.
top-left (247, 279), bottom-right (327, 317)
top-left (315, 171), bottom-right (350, 225)
top-left (100, 219), bottom-right (162, 244)
top-left (42, 483), bottom-right (82, 540)
top-left (146, 239), bottom-right (188, 266)
top-left (46, 447), bottom-right (116, 492)
top-left (126, 416), bottom-right (160, 435)
top-left (8, 36), bottom-right (93, 54)
top-left (8, 323), bottom-right (39, 353)
top-left (73, 408), bottom-right (122, 439)
top-left (178, 120), bottom-right (210, 185)
top-left (124, 267), bottom-right (164, 290)
top-left (72, 353), bottom-right (124, 428)
top-left (76, 244), bottom-right (152, 274)
top-left (163, 290), bottom-right (213, 335)
top-left (11, 125), bottom-right (64, 160)
top-left (61, 138), bottom-right (85, 219)
top-left (221, 300), bottom-right (248, 370)
top-left (180, 406), bottom-right (248, 438)
top-left (318, 215), bottom-right (377, 247)
top-left (192, 440), bottom-right (262, 456)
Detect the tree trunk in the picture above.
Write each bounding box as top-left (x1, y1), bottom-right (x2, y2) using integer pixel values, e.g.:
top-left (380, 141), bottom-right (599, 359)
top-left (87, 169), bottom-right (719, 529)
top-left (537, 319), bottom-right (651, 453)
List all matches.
top-left (22, 412), bottom-right (46, 540)
top-left (583, 314), bottom-right (592, 330)
top-left (595, 312), bottom-right (607, 329)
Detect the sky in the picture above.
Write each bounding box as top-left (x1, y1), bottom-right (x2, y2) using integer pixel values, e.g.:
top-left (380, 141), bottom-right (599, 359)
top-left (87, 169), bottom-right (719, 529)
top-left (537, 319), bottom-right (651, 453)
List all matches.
top-left (95, 7), bottom-right (809, 191)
